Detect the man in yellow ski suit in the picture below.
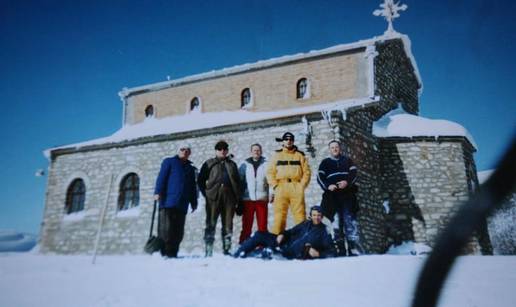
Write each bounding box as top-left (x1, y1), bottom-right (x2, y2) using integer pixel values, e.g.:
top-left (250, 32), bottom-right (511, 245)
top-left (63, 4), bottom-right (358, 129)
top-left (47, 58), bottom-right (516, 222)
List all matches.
top-left (267, 132), bottom-right (311, 234)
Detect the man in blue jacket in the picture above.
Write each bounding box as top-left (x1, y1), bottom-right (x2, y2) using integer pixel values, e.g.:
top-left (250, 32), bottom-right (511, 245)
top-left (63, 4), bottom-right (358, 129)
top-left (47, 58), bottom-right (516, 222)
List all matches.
top-left (233, 205), bottom-right (335, 259)
top-left (154, 143), bottom-right (198, 258)
top-left (317, 140), bottom-right (363, 256)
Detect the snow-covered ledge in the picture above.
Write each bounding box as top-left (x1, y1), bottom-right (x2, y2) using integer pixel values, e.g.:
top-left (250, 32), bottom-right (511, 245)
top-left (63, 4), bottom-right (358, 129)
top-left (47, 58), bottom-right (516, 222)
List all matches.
top-left (44, 96), bottom-right (380, 158)
top-left (62, 211), bottom-right (87, 223)
top-left (115, 206), bottom-right (141, 219)
top-left (373, 106), bottom-right (477, 149)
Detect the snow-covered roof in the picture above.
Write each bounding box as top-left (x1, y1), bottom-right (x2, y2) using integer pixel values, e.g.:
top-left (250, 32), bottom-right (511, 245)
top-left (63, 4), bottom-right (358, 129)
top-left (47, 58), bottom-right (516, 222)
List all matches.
top-left (119, 32), bottom-right (422, 98)
top-left (372, 106), bottom-right (477, 149)
top-left (44, 96), bottom-right (379, 158)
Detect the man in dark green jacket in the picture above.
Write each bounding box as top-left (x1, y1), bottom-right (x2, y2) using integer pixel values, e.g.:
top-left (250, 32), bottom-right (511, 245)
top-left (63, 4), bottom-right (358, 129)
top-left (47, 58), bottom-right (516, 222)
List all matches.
top-left (198, 140), bottom-right (241, 256)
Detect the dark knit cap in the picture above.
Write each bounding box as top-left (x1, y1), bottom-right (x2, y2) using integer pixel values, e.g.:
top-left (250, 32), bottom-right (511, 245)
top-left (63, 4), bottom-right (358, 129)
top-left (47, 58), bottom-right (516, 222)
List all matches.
top-left (214, 140), bottom-right (229, 150)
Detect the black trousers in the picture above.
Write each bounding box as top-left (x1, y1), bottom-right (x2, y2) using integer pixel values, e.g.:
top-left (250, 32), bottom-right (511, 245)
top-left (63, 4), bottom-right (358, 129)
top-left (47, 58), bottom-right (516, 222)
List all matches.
top-left (158, 207), bottom-right (186, 257)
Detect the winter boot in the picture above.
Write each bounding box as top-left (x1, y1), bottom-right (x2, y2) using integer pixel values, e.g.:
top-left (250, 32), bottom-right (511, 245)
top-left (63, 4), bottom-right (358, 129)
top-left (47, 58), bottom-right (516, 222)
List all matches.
top-left (333, 230), bottom-right (347, 257)
top-left (205, 242), bottom-right (214, 257)
top-left (261, 247), bottom-right (273, 260)
top-left (302, 244), bottom-right (313, 259)
top-left (222, 234), bottom-right (232, 255)
top-left (348, 240), bottom-right (365, 256)
top-left (233, 248), bottom-right (247, 258)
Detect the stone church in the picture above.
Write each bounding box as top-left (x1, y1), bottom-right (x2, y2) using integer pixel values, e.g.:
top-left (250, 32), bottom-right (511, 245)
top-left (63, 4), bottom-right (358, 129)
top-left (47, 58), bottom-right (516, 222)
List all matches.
top-left (40, 27), bottom-right (492, 255)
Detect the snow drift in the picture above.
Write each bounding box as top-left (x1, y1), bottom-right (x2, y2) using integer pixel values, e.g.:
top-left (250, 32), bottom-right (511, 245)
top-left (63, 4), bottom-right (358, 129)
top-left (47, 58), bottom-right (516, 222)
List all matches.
top-left (0, 229), bottom-right (37, 252)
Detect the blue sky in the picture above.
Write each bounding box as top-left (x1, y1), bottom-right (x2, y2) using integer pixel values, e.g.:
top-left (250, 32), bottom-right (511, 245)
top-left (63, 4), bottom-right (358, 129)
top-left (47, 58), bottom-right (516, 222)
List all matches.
top-left (1, 0), bottom-right (515, 234)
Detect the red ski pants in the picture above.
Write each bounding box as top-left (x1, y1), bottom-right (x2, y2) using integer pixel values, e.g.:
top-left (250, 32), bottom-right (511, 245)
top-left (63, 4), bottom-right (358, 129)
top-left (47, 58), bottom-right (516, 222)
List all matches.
top-left (239, 200), bottom-right (268, 243)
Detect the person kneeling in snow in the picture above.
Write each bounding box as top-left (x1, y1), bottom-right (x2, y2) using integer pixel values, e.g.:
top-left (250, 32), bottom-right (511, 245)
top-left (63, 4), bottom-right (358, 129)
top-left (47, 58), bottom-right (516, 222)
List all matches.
top-left (233, 205), bottom-right (335, 260)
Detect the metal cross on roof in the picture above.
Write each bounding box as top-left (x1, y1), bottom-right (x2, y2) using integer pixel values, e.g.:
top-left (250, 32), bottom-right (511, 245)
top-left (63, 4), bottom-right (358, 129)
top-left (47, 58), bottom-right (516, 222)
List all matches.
top-left (373, 0), bottom-right (408, 35)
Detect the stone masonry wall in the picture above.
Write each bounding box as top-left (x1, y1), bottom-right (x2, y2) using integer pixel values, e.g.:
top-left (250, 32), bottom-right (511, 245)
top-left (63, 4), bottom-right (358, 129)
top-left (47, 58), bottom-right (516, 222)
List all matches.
top-left (379, 137), bottom-right (491, 254)
top-left (333, 108), bottom-right (387, 253)
top-left (488, 191), bottom-right (516, 255)
top-left (41, 115), bottom-right (341, 255)
top-left (374, 38), bottom-right (420, 116)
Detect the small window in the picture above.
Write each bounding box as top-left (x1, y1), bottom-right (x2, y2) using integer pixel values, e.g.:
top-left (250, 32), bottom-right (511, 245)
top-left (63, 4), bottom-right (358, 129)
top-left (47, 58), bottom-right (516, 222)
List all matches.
top-left (145, 105), bottom-right (154, 117)
top-left (241, 88), bottom-right (252, 108)
top-left (190, 97), bottom-right (201, 112)
top-left (118, 173), bottom-right (140, 210)
top-left (65, 179), bottom-right (86, 214)
top-left (297, 78), bottom-right (309, 99)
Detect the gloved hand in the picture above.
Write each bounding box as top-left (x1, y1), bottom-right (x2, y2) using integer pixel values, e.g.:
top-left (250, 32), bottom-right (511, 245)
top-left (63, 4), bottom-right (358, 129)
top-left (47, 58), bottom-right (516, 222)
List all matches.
top-left (191, 203), bottom-right (198, 213)
top-left (235, 201), bottom-right (244, 216)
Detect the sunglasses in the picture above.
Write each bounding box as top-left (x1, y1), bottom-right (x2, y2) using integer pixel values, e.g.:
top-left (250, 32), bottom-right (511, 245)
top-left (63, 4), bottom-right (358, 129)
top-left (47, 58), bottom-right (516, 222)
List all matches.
top-left (283, 138), bottom-right (294, 141)
top-left (179, 148), bottom-right (190, 152)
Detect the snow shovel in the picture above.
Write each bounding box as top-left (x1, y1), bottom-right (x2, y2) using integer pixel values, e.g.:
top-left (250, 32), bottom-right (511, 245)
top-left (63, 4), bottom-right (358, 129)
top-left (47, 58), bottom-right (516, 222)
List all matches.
top-left (144, 200), bottom-right (163, 254)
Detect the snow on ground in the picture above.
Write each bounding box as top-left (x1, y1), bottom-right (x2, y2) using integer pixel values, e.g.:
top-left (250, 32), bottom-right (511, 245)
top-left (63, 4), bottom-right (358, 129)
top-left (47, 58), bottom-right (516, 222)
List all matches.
top-left (386, 241), bottom-right (432, 255)
top-left (0, 253), bottom-right (514, 307)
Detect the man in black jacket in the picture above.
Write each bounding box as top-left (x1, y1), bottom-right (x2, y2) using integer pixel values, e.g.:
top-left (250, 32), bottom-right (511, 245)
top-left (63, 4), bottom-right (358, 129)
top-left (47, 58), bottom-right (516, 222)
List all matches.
top-left (317, 140), bottom-right (364, 256)
top-left (198, 140), bottom-right (241, 256)
top-left (233, 206), bottom-right (335, 259)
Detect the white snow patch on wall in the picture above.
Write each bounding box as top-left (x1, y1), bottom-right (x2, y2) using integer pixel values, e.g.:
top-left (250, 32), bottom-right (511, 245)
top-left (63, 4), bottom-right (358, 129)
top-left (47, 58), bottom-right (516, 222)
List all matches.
top-left (62, 211), bottom-right (87, 222)
top-left (116, 206), bottom-right (141, 218)
top-left (382, 199), bottom-right (391, 214)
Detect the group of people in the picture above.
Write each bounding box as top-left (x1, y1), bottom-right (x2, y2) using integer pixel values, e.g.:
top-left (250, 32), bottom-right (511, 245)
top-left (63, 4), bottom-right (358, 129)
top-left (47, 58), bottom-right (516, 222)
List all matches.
top-left (153, 131), bottom-right (364, 259)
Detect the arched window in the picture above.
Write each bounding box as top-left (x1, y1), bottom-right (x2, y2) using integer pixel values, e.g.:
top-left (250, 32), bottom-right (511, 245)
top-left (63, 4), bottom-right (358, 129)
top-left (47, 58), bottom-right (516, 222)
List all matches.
top-left (145, 105), bottom-right (154, 117)
top-left (118, 173), bottom-right (140, 210)
top-left (241, 88), bottom-right (252, 108)
top-left (190, 97), bottom-right (201, 112)
top-left (297, 78), bottom-right (309, 99)
top-left (65, 179), bottom-right (86, 214)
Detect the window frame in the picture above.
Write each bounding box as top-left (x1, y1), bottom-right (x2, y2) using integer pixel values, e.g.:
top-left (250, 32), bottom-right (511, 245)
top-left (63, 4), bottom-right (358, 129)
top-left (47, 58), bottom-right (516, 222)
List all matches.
top-left (241, 88), bottom-right (253, 108)
top-left (190, 97), bottom-right (201, 113)
top-left (144, 105), bottom-right (154, 118)
top-left (65, 178), bottom-right (86, 214)
top-left (296, 78), bottom-right (310, 100)
top-left (118, 173), bottom-right (140, 211)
